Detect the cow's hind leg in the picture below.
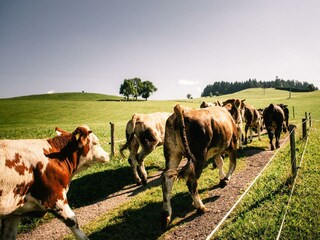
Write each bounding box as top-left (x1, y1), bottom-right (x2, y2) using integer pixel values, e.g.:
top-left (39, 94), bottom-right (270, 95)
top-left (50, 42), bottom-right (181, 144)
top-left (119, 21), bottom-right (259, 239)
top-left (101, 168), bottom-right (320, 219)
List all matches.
top-left (267, 128), bottom-right (275, 150)
top-left (161, 150), bottom-right (182, 229)
top-left (215, 155), bottom-right (227, 188)
top-left (249, 127), bottom-right (253, 143)
top-left (187, 159), bottom-right (207, 213)
top-left (225, 151), bottom-right (236, 181)
top-left (137, 141), bottom-right (158, 186)
top-left (243, 125), bottom-right (249, 145)
top-left (0, 215), bottom-right (21, 240)
top-left (275, 126), bottom-right (282, 149)
top-left (128, 138), bottom-right (142, 185)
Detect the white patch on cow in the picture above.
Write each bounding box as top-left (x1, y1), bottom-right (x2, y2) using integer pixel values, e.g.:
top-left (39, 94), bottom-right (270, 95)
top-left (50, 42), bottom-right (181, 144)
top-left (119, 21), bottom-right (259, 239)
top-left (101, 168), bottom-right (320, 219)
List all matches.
top-left (73, 132), bottom-right (109, 177)
top-left (55, 189), bottom-right (75, 220)
top-left (0, 139), bottom-right (51, 216)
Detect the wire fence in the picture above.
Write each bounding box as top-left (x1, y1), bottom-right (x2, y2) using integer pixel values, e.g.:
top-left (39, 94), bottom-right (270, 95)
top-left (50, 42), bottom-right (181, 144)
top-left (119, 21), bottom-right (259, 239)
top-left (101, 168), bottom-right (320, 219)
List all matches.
top-left (206, 114), bottom-right (312, 240)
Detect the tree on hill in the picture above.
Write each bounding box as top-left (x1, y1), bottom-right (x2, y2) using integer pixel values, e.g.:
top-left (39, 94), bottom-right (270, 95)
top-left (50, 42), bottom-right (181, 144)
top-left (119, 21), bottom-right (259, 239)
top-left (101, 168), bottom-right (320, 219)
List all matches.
top-left (140, 81), bottom-right (158, 100)
top-left (119, 78), bottom-right (157, 101)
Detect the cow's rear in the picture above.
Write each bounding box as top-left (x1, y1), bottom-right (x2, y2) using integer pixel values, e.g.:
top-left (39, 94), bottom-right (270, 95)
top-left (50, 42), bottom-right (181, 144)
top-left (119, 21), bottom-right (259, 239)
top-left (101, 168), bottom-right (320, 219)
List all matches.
top-left (161, 104), bottom-right (238, 229)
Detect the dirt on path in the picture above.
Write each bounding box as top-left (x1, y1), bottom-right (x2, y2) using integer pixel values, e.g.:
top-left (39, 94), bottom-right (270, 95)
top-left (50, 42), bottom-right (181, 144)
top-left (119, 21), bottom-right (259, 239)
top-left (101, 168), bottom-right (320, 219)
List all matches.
top-left (17, 139), bottom-right (280, 240)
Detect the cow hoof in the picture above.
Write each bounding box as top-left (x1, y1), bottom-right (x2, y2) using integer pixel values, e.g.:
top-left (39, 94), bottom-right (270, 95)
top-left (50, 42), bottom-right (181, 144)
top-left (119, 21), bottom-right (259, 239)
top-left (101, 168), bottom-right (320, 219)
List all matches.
top-left (197, 206), bottom-right (209, 214)
top-left (136, 180), bottom-right (142, 186)
top-left (161, 211), bottom-right (171, 230)
top-left (271, 145), bottom-right (275, 151)
top-left (219, 178), bottom-right (229, 188)
top-left (141, 178), bottom-right (148, 186)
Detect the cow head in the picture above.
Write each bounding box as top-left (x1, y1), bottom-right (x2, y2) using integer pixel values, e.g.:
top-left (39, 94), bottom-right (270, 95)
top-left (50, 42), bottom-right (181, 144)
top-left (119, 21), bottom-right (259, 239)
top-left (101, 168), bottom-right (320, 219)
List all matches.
top-left (74, 125), bottom-right (110, 174)
top-left (54, 126), bottom-right (109, 176)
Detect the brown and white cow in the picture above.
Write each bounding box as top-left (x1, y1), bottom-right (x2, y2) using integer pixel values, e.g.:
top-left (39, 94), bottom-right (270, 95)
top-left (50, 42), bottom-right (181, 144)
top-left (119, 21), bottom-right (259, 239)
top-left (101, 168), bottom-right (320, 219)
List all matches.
top-left (161, 104), bottom-right (238, 228)
top-left (0, 126), bottom-right (109, 240)
top-left (120, 112), bottom-right (171, 186)
top-left (263, 104), bottom-right (288, 150)
top-left (243, 104), bottom-right (262, 145)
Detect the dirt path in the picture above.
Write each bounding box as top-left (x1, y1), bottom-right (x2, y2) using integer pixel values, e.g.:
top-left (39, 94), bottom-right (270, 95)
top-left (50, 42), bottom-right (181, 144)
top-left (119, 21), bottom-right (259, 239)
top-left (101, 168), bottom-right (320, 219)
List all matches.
top-left (161, 149), bottom-right (275, 240)
top-left (18, 137), bottom-right (281, 240)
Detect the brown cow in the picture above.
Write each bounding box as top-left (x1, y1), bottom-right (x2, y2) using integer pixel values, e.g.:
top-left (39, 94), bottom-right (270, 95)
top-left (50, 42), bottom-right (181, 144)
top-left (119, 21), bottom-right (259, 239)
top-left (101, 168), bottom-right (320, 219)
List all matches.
top-left (222, 98), bottom-right (245, 149)
top-left (120, 112), bottom-right (171, 185)
top-left (161, 104), bottom-right (238, 228)
top-left (243, 104), bottom-right (262, 145)
top-left (278, 104), bottom-right (289, 132)
top-left (0, 126), bottom-right (109, 240)
top-left (263, 104), bottom-right (288, 150)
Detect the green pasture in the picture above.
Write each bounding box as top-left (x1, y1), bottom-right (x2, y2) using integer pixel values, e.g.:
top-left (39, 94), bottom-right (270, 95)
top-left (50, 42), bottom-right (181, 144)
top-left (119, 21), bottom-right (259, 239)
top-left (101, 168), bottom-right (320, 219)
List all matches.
top-left (0, 88), bottom-right (319, 239)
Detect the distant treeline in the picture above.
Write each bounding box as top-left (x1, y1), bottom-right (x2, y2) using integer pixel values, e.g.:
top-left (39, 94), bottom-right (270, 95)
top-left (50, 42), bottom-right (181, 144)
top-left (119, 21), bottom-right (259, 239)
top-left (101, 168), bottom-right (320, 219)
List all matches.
top-left (201, 78), bottom-right (318, 97)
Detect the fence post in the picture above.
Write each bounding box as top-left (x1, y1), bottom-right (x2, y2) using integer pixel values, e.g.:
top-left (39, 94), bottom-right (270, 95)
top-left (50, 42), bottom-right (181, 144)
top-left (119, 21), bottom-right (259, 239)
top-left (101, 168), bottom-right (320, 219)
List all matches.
top-left (292, 106), bottom-right (295, 119)
top-left (289, 125), bottom-right (297, 176)
top-left (110, 122), bottom-right (115, 157)
top-left (302, 118), bottom-right (307, 140)
top-left (309, 113), bottom-right (312, 128)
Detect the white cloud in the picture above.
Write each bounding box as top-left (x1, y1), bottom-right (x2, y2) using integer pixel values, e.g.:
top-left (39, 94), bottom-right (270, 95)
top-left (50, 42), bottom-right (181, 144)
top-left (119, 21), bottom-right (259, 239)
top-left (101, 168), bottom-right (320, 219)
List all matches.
top-left (178, 79), bottom-right (199, 86)
top-left (47, 90), bottom-right (55, 94)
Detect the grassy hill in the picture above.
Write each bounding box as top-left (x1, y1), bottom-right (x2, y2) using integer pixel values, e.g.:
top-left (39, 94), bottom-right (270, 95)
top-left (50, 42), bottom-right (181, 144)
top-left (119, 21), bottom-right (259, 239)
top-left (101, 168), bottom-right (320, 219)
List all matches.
top-left (3, 92), bottom-right (123, 101)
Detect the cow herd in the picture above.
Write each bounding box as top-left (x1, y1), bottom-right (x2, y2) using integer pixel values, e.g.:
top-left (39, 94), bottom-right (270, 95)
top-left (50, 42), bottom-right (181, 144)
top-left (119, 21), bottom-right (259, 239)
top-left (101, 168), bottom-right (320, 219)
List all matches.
top-left (0, 99), bottom-right (289, 239)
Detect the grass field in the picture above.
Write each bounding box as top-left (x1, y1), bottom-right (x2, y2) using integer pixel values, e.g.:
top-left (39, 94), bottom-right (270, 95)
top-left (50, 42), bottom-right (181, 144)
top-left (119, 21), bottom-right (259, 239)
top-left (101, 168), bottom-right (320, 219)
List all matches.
top-left (0, 88), bottom-right (319, 239)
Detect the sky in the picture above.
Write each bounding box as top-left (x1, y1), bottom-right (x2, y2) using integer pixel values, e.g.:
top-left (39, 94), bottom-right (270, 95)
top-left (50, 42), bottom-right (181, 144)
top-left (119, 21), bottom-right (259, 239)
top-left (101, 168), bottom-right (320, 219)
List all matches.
top-left (1, 0), bottom-right (320, 100)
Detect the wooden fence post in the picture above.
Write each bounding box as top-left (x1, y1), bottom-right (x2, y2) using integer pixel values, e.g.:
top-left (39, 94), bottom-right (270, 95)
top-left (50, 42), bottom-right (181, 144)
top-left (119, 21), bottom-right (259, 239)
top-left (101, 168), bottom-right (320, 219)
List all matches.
top-left (309, 113), bottom-right (312, 128)
top-left (292, 106), bottom-right (295, 119)
top-left (289, 125), bottom-right (297, 176)
top-left (302, 118), bottom-right (307, 140)
top-left (110, 122), bottom-right (115, 157)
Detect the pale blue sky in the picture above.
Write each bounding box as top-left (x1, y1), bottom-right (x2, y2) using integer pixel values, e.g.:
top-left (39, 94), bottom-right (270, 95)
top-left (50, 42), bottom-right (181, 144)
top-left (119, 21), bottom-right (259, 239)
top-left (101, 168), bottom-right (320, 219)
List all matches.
top-left (1, 0), bottom-right (319, 100)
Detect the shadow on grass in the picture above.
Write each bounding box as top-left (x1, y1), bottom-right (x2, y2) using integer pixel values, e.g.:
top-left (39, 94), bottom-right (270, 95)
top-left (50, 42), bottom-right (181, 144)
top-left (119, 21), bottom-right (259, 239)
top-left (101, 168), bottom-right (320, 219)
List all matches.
top-left (87, 190), bottom-right (200, 240)
top-left (68, 164), bottom-right (163, 208)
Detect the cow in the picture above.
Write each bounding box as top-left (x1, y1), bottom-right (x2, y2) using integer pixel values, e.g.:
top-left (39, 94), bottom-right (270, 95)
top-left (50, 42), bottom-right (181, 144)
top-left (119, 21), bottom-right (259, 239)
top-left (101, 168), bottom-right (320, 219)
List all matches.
top-left (222, 98), bottom-right (245, 149)
top-left (0, 126), bottom-right (109, 240)
top-left (278, 104), bottom-right (289, 132)
top-left (199, 100), bottom-right (222, 108)
top-left (120, 112), bottom-right (171, 186)
top-left (243, 104), bottom-right (262, 145)
top-left (161, 104), bottom-right (238, 228)
top-left (263, 104), bottom-right (288, 150)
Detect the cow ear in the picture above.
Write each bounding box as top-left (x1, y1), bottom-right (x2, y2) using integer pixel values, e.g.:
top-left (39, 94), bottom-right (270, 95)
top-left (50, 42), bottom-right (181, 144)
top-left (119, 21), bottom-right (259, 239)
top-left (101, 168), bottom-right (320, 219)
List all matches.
top-left (55, 127), bottom-right (69, 136)
top-left (224, 103), bottom-right (232, 111)
top-left (234, 99), bottom-right (241, 108)
top-left (75, 132), bottom-right (81, 141)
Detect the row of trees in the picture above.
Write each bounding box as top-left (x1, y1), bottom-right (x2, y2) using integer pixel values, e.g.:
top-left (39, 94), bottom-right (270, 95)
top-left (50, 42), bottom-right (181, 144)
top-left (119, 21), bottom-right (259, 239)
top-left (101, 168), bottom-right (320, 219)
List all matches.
top-left (202, 77), bottom-right (318, 97)
top-left (119, 78), bottom-right (157, 100)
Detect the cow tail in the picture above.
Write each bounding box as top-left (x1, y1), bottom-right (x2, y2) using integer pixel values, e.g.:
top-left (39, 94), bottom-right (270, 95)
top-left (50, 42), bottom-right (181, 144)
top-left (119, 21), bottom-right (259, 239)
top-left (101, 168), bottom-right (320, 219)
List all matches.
top-left (174, 105), bottom-right (196, 179)
top-left (120, 114), bottom-right (138, 158)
